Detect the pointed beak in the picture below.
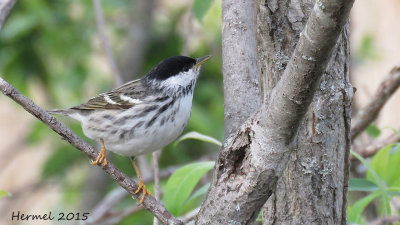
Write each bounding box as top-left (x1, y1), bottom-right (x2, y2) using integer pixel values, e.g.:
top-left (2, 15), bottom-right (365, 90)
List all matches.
top-left (195, 55), bottom-right (212, 68)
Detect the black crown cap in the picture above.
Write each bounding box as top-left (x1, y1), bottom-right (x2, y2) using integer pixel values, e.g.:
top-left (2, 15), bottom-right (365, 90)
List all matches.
top-left (145, 56), bottom-right (196, 80)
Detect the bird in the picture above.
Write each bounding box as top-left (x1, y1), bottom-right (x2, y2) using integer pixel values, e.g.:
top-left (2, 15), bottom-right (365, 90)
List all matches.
top-left (49, 55), bottom-right (212, 203)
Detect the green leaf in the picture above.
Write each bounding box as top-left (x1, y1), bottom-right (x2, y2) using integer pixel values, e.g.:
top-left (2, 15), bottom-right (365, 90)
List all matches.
top-left (348, 191), bottom-right (382, 223)
top-left (0, 190), bottom-right (12, 198)
top-left (0, 14), bottom-right (39, 41)
top-left (175, 131), bottom-right (222, 147)
top-left (385, 145), bottom-right (400, 187)
top-left (365, 124), bottom-right (380, 139)
top-left (163, 161), bottom-right (214, 216)
top-left (352, 151), bottom-right (381, 185)
top-left (349, 178), bottom-right (379, 192)
top-left (368, 144), bottom-right (393, 184)
top-left (186, 183), bottom-right (210, 203)
top-left (192, 0), bottom-right (213, 22)
top-left (356, 34), bottom-right (381, 61)
top-left (352, 150), bottom-right (392, 215)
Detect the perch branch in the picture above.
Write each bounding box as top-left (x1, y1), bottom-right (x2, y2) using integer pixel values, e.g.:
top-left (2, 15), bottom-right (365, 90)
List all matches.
top-left (0, 77), bottom-right (182, 225)
top-left (92, 0), bottom-right (124, 86)
top-left (351, 65), bottom-right (400, 140)
top-left (86, 166), bottom-right (177, 225)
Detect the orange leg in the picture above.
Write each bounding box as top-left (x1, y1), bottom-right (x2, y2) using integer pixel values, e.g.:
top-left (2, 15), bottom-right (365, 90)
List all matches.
top-left (131, 158), bottom-right (151, 203)
top-left (91, 138), bottom-right (108, 166)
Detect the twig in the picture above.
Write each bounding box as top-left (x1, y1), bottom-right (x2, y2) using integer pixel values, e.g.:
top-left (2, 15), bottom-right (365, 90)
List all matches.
top-left (93, 205), bottom-right (145, 225)
top-left (352, 131), bottom-right (400, 159)
top-left (84, 187), bottom-right (127, 225)
top-left (0, 0), bottom-right (16, 31)
top-left (92, 0), bottom-right (124, 86)
top-left (0, 77), bottom-right (182, 225)
top-left (178, 207), bottom-right (199, 224)
top-left (86, 165), bottom-right (177, 225)
top-left (351, 65), bottom-right (400, 140)
top-left (152, 150), bottom-right (161, 225)
top-left (368, 215), bottom-right (400, 225)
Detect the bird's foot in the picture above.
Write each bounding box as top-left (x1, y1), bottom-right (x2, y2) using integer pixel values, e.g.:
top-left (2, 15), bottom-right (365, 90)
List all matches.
top-left (135, 179), bottom-right (151, 203)
top-left (91, 140), bottom-right (108, 166)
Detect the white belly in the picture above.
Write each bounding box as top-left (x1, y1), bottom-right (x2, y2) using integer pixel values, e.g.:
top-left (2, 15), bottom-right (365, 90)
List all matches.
top-left (80, 94), bottom-right (193, 157)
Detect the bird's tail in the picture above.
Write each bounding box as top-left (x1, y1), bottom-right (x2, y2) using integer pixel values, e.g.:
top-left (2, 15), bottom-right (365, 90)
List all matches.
top-left (47, 109), bottom-right (70, 116)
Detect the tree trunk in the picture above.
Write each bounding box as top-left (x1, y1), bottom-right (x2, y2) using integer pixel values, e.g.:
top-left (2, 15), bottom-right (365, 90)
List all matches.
top-left (196, 0), bottom-right (354, 224)
top-left (257, 1), bottom-right (351, 224)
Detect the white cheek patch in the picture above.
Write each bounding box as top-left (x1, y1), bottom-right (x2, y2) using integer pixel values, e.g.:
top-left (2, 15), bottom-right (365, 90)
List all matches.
top-left (120, 94), bottom-right (142, 104)
top-left (161, 69), bottom-right (199, 89)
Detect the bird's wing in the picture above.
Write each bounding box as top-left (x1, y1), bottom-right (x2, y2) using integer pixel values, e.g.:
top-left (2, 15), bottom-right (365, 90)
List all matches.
top-left (71, 79), bottom-right (147, 110)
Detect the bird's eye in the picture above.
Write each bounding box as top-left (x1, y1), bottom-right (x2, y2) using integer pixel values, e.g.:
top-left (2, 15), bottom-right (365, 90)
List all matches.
top-left (184, 68), bottom-right (189, 72)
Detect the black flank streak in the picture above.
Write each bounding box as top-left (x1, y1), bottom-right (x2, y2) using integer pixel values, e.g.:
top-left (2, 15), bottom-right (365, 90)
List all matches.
top-left (89, 117), bottom-right (102, 123)
top-left (155, 96), bottom-right (169, 102)
top-left (115, 114), bottom-right (140, 125)
top-left (114, 116), bottom-right (130, 125)
top-left (103, 114), bottom-right (113, 120)
top-left (110, 130), bottom-right (118, 134)
top-left (130, 129), bottom-right (135, 137)
top-left (119, 130), bottom-right (128, 139)
top-left (158, 98), bottom-right (176, 114)
top-left (134, 121), bottom-right (144, 129)
top-left (146, 98), bottom-right (175, 128)
top-left (146, 116), bottom-right (157, 129)
top-left (144, 105), bottom-right (159, 113)
top-left (115, 104), bottom-right (159, 125)
top-left (184, 82), bottom-right (193, 95)
top-left (89, 126), bottom-right (106, 133)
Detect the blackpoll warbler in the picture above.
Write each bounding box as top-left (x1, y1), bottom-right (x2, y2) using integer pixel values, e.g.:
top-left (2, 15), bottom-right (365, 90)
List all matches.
top-left (49, 55), bottom-right (212, 202)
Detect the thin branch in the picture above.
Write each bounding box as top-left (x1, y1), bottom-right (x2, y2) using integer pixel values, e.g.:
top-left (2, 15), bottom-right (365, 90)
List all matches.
top-left (178, 207), bottom-right (199, 224)
top-left (152, 150), bottom-right (161, 225)
top-left (0, 0), bottom-right (16, 31)
top-left (84, 187), bottom-right (127, 225)
top-left (352, 131), bottom-right (400, 159)
top-left (85, 165), bottom-right (177, 225)
top-left (94, 205), bottom-right (144, 225)
top-left (351, 65), bottom-right (400, 140)
top-left (368, 215), bottom-right (400, 225)
top-left (92, 0), bottom-right (124, 86)
top-left (0, 77), bottom-right (182, 225)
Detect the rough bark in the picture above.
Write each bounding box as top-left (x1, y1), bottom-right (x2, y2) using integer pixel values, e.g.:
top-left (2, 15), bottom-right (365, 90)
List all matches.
top-left (222, 0), bottom-right (260, 138)
top-left (257, 1), bottom-right (353, 224)
top-left (196, 0), bottom-right (354, 224)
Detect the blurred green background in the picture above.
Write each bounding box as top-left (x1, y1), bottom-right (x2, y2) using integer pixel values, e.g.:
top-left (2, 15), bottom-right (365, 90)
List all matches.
top-left (0, 0), bottom-right (223, 224)
top-left (2, 0), bottom-right (400, 224)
